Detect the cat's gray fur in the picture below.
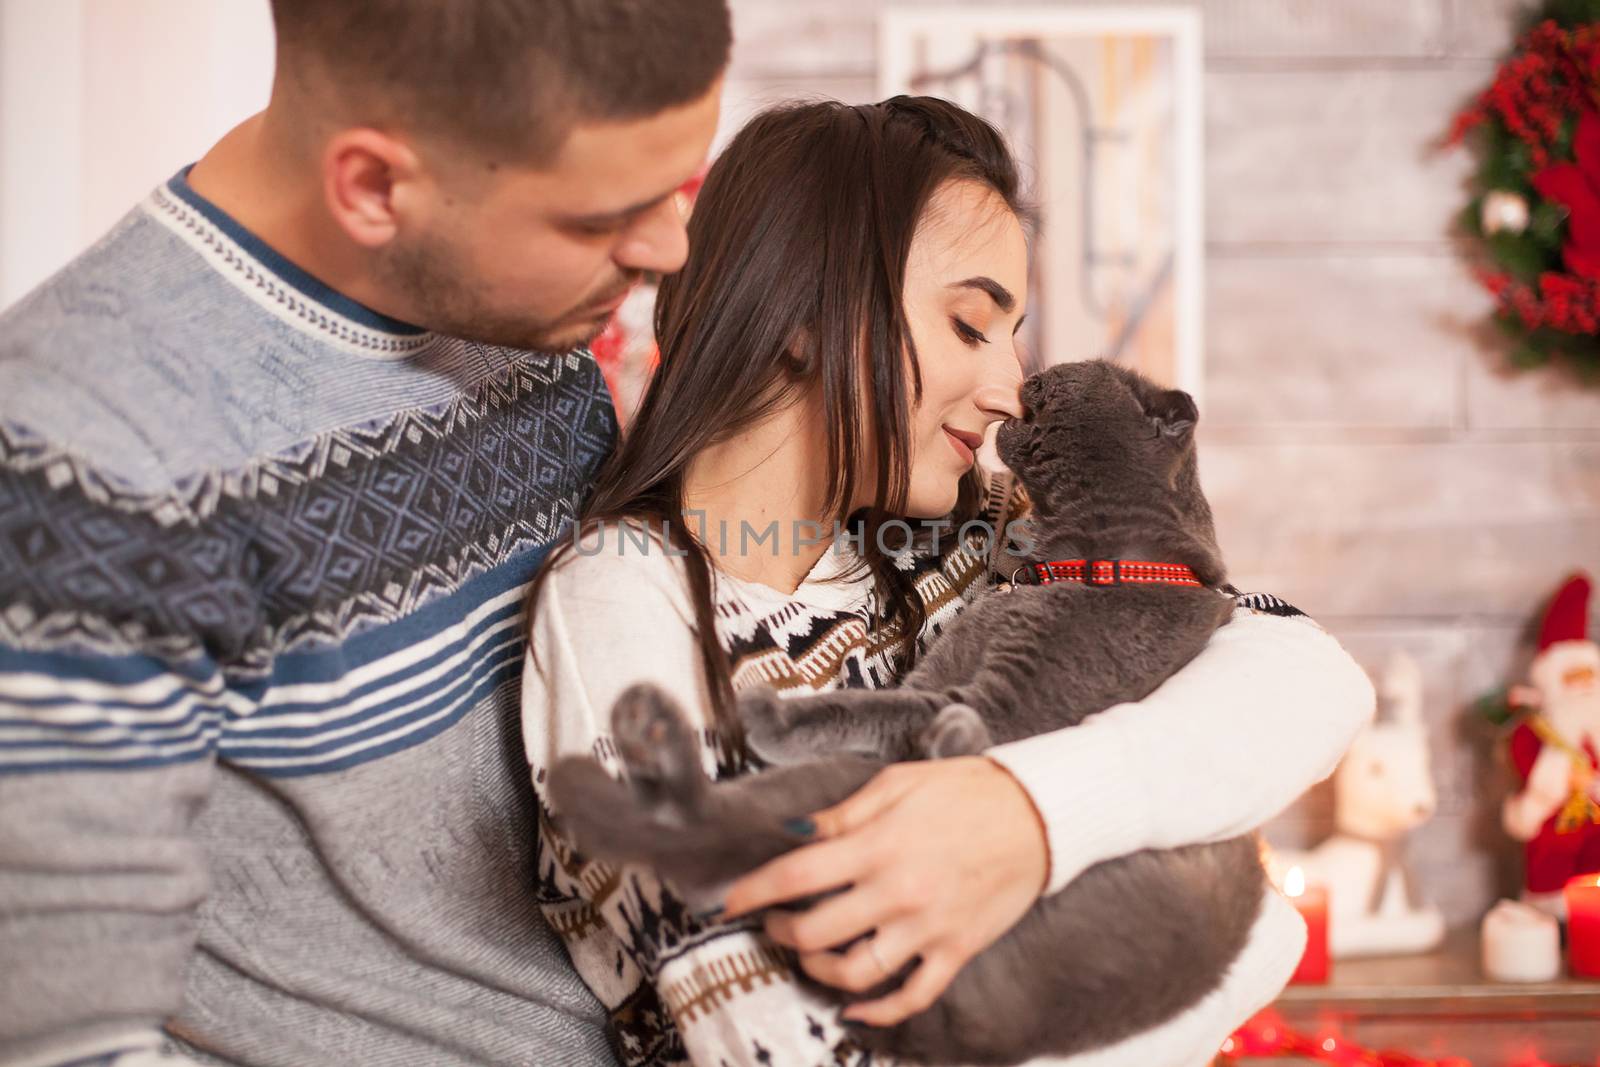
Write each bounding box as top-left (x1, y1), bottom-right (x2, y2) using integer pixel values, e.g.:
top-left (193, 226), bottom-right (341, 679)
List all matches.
top-left (548, 360), bottom-right (1266, 1065)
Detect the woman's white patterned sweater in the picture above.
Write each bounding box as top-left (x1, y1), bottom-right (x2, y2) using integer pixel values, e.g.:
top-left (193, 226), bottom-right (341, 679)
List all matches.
top-left (521, 523), bottom-right (1374, 1067)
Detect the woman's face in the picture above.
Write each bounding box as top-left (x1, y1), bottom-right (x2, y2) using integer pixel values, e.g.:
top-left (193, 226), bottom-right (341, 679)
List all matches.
top-left (899, 180), bottom-right (1028, 517)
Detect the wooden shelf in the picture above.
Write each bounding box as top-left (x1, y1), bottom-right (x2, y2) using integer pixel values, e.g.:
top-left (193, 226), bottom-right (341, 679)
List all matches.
top-left (1233, 927), bottom-right (1600, 1063)
top-left (1278, 925), bottom-right (1600, 1014)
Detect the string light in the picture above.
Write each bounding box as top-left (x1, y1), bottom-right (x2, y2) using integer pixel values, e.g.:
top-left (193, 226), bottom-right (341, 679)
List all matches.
top-left (1214, 1009), bottom-right (1589, 1067)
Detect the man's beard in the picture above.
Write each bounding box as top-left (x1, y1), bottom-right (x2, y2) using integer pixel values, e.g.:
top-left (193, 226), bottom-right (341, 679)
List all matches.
top-left (376, 234), bottom-right (634, 354)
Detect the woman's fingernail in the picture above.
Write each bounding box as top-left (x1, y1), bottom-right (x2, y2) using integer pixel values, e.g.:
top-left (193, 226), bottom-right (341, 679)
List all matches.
top-left (696, 905), bottom-right (724, 922)
top-left (783, 816), bottom-right (816, 837)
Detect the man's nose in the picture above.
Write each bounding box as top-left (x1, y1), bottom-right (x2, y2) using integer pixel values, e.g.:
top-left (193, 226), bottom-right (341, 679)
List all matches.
top-left (614, 199), bottom-right (690, 276)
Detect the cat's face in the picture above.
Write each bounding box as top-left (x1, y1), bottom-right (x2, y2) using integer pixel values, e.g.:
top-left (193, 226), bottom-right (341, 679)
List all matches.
top-left (994, 359), bottom-right (1203, 522)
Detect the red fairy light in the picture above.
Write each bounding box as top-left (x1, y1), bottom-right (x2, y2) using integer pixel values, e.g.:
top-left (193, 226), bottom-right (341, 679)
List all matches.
top-left (1215, 1008), bottom-right (1589, 1067)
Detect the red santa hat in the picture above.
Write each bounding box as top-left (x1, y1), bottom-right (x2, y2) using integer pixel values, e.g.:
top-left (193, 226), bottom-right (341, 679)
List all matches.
top-left (1538, 571), bottom-right (1593, 651)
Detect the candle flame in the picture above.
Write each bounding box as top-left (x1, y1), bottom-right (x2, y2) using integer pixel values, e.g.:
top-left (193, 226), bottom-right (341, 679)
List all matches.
top-left (1284, 866), bottom-right (1306, 898)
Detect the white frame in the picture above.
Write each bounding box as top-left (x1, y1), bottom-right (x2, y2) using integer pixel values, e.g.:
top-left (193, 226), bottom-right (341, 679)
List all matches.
top-left (879, 6), bottom-right (1205, 404)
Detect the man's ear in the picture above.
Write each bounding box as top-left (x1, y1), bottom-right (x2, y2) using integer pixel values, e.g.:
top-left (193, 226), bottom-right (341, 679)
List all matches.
top-left (1146, 388), bottom-right (1198, 440)
top-left (323, 128), bottom-right (419, 250)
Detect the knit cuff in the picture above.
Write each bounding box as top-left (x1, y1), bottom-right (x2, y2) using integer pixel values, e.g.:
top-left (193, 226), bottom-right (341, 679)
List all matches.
top-left (982, 708), bottom-right (1147, 896)
top-left (1243, 888), bottom-right (1309, 1011)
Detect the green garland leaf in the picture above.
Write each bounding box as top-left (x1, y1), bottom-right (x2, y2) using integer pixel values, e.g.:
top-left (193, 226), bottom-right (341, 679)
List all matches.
top-left (1529, 201), bottom-right (1569, 252)
top-left (1488, 231), bottom-right (1552, 281)
top-left (1512, 341), bottom-right (1551, 368)
top-left (1542, 0), bottom-right (1600, 30)
top-left (1475, 689), bottom-right (1518, 728)
top-left (1575, 349), bottom-right (1600, 381)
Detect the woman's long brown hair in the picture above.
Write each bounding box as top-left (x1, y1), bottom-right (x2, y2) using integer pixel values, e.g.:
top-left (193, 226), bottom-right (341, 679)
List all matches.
top-left (527, 96), bottom-right (1027, 761)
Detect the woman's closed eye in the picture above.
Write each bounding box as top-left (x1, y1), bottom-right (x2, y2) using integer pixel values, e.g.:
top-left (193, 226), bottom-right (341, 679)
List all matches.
top-left (951, 316), bottom-right (989, 347)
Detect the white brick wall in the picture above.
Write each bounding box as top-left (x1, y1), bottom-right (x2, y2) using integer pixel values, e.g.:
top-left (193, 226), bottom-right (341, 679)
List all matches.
top-left (723, 0), bottom-right (1600, 925)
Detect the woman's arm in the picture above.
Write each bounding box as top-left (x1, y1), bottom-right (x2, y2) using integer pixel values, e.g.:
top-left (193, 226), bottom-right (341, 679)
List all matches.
top-left (984, 598), bottom-right (1375, 894)
top-left (523, 536), bottom-right (897, 1067)
top-left (724, 596), bottom-right (1371, 1038)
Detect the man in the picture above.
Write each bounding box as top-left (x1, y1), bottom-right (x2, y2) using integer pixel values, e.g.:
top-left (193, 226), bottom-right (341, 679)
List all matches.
top-left (0, 2), bottom-right (727, 1063)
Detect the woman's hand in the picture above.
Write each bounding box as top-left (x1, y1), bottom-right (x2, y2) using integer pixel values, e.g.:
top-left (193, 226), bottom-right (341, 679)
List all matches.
top-left (719, 755), bottom-right (1049, 1026)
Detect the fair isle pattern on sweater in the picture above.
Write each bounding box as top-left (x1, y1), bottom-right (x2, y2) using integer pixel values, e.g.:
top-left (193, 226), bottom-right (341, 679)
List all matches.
top-left (0, 356), bottom-right (600, 663)
top-left (0, 176), bottom-right (617, 778)
top-left (533, 519), bottom-right (1312, 1067)
top-left (0, 169), bottom-right (624, 1065)
top-left (722, 541), bottom-right (989, 696)
top-left (533, 525), bottom-right (967, 1067)
top-left (0, 350), bottom-right (612, 775)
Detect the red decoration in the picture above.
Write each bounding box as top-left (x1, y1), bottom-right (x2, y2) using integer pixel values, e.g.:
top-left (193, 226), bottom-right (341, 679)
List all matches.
top-left (1532, 111), bottom-right (1600, 279)
top-left (1452, 20), bottom-right (1600, 343)
top-left (1286, 879), bottom-right (1330, 985)
top-left (1482, 270), bottom-right (1600, 334)
top-left (1540, 572), bottom-right (1595, 650)
top-left (1450, 21), bottom-right (1600, 170)
top-left (1503, 570), bottom-right (1600, 896)
top-left (1215, 1008), bottom-right (1592, 1066)
top-left (1565, 872), bottom-right (1600, 977)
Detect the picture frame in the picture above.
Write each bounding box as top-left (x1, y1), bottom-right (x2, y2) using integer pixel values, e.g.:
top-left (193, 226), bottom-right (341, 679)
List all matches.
top-left (881, 6), bottom-right (1206, 402)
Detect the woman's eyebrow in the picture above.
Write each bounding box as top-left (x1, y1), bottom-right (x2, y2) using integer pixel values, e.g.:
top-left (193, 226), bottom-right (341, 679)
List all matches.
top-left (948, 276), bottom-right (1016, 314)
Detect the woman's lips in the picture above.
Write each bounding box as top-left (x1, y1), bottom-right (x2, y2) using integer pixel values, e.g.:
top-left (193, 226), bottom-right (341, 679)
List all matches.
top-left (943, 425), bottom-right (983, 464)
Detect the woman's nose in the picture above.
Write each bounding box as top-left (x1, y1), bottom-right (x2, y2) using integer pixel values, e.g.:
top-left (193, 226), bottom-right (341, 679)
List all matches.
top-left (974, 353), bottom-right (1024, 421)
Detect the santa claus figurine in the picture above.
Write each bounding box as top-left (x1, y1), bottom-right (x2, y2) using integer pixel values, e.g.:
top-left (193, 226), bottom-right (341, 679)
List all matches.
top-left (1502, 571), bottom-right (1600, 918)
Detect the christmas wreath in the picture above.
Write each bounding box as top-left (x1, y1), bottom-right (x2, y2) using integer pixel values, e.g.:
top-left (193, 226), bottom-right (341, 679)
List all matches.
top-left (1452, 0), bottom-right (1600, 383)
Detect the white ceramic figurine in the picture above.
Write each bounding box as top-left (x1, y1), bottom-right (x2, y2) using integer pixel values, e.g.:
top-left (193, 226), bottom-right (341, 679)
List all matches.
top-left (1275, 651), bottom-right (1446, 958)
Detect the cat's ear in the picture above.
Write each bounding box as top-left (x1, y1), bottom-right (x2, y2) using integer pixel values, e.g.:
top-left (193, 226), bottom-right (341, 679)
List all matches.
top-left (1146, 388), bottom-right (1198, 441)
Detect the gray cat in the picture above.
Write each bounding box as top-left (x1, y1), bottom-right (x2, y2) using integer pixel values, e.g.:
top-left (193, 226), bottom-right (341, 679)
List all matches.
top-left (548, 360), bottom-right (1265, 1065)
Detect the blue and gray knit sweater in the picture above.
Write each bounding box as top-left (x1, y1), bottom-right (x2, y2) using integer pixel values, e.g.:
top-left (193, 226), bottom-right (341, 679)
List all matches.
top-left (0, 170), bottom-right (622, 1066)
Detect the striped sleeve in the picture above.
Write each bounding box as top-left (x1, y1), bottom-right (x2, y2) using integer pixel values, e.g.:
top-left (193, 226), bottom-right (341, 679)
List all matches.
top-left (0, 641), bottom-right (222, 1060)
top-left (0, 461), bottom-right (224, 1061)
top-left (0, 645), bottom-right (230, 773)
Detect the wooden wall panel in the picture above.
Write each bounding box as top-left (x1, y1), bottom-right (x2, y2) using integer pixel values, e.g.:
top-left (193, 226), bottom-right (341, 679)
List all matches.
top-left (1207, 254), bottom-right (1483, 429)
top-left (723, 0), bottom-right (1600, 926)
top-left (1206, 67), bottom-right (1491, 246)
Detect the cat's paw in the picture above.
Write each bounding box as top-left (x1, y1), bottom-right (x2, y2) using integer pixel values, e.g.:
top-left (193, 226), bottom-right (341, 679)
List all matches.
top-left (737, 686), bottom-right (813, 767)
top-left (609, 683), bottom-right (703, 805)
top-left (920, 702), bottom-right (992, 758)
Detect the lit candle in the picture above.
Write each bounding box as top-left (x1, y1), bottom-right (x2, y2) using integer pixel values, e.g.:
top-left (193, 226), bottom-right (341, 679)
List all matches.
top-left (1564, 873), bottom-right (1600, 978)
top-left (1283, 866), bottom-right (1329, 984)
top-left (1480, 898), bottom-right (1561, 982)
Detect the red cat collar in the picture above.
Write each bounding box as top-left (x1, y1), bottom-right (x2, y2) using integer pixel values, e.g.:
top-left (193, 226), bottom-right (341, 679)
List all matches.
top-left (1009, 559), bottom-right (1204, 588)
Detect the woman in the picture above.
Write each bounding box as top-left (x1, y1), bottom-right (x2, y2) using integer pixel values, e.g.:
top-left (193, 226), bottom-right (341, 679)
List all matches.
top-left (522, 97), bottom-right (1373, 1067)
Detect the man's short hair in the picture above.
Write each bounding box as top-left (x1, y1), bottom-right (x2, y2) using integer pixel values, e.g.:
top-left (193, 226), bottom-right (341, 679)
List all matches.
top-left (269, 0), bottom-right (732, 163)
